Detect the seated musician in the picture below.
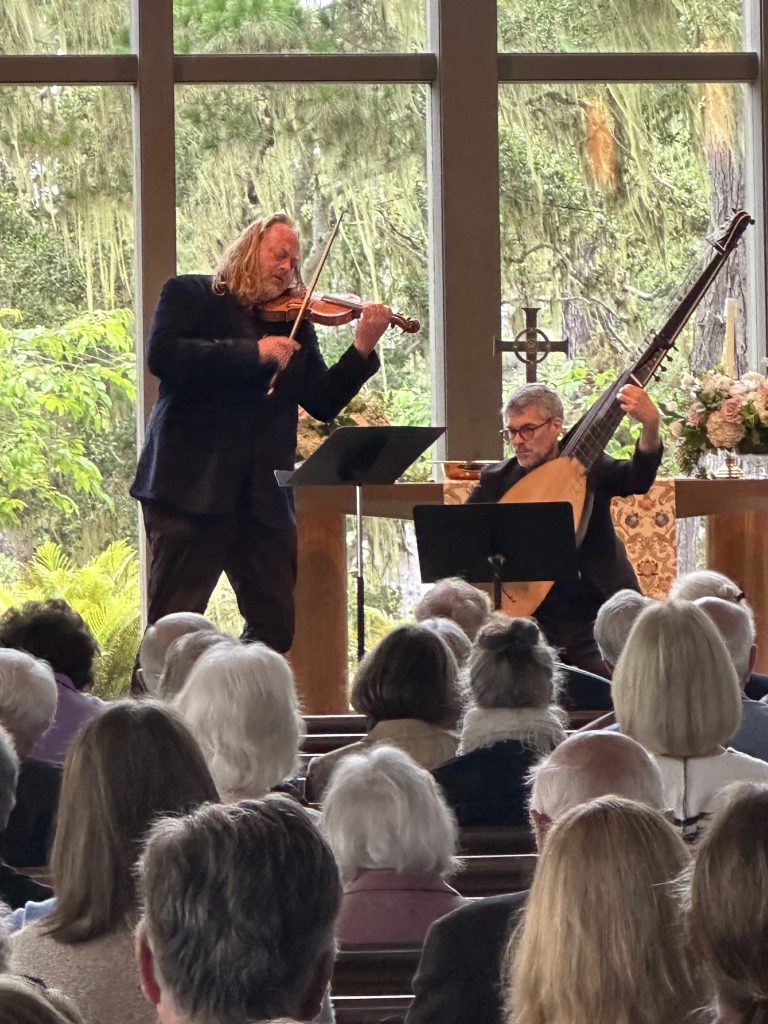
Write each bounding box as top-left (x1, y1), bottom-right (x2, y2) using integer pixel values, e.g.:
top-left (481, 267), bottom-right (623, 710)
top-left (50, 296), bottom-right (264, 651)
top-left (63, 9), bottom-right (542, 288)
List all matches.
top-left (467, 383), bottom-right (662, 676)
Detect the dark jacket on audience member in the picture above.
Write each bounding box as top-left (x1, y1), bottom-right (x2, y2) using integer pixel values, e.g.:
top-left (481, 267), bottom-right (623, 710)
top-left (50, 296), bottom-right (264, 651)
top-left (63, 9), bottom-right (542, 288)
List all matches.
top-left (405, 891), bottom-right (528, 1024)
top-left (0, 861), bottom-right (52, 910)
top-left (0, 759), bottom-right (62, 868)
top-left (433, 741), bottom-right (539, 828)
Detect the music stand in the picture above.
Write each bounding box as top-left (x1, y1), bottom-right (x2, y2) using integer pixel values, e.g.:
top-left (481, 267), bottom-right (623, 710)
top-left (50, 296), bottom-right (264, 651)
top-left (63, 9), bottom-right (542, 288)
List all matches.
top-left (277, 425), bottom-right (444, 659)
top-left (413, 502), bottom-right (579, 609)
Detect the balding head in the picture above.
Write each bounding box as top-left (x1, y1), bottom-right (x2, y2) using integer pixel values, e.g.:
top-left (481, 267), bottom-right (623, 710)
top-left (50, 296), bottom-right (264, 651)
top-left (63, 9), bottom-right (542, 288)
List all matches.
top-left (139, 613), bottom-right (218, 694)
top-left (695, 596), bottom-right (756, 686)
top-left (593, 589), bottom-right (653, 668)
top-left (528, 731), bottom-right (664, 847)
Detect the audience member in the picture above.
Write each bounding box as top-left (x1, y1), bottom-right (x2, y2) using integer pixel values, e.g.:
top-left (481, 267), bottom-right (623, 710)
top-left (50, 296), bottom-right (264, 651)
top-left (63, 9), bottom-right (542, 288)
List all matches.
top-left (0, 599), bottom-right (104, 766)
top-left (157, 630), bottom-right (233, 702)
top-left (432, 615), bottom-right (565, 827)
top-left (612, 599), bottom-right (768, 841)
top-left (417, 616), bottom-right (472, 668)
top-left (413, 577), bottom-right (491, 640)
top-left (322, 745), bottom-right (466, 944)
top-left (137, 611), bottom-right (217, 695)
top-left (669, 568), bottom-right (768, 700)
top-left (11, 700), bottom-right (218, 1024)
top-left (593, 588), bottom-right (653, 671)
top-left (0, 976), bottom-right (84, 1024)
top-left (696, 596), bottom-right (768, 761)
top-left (0, 725), bottom-right (52, 909)
top-left (0, 650), bottom-right (60, 867)
top-left (407, 731), bottom-right (664, 1024)
top-left (136, 797), bottom-right (341, 1024)
top-left (305, 623), bottom-right (462, 801)
top-left (505, 797), bottom-right (700, 1024)
top-left (687, 782), bottom-right (768, 1024)
top-left (173, 641), bottom-right (303, 802)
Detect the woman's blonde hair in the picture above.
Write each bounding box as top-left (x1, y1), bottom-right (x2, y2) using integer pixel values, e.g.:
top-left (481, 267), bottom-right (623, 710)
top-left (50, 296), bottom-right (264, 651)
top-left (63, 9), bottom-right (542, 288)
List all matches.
top-left (212, 212), bottom-right (302, 305)
top-left (505, 796), bottom-right (700, 1024)
top-left (612, 599), bottom-right (742, 757)
top-left (688, 782), bottom-right (768, 1023)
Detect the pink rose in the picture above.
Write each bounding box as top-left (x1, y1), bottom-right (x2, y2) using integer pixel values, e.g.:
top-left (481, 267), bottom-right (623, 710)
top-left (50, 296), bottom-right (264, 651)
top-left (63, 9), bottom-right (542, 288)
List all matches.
top-left (721, 396), bottom-right (745, 423)
top-left (687, 403), bottom-right (706, 427)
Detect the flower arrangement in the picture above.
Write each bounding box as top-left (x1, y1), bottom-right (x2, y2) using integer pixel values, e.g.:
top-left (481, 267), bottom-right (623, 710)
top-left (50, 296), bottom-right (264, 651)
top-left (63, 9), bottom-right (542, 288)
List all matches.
top-left (671, 370), bottom-right (768, 475)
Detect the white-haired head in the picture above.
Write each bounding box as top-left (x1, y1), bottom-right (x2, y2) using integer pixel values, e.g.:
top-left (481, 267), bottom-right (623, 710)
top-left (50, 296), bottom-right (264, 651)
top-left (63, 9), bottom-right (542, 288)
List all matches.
top-left (173, 642), bottom-right (304, 798)
top-left (695, 596), bottom-right (756, 687)
top-left (0, 727), bottom-right (18, 833)
top-left (528, 731), bottom-right (664, 847)
top-left (418, 616), bottom-right (472, 667)
top-left (413, 578), bottom-right (491, 641)
top-left (158, 631), bottom-right (233, 702)
top-left (321, 745), bottom-right (459, 883)
top-left (669, 569), bottom-right (744, 603)
top-left (139, 613), bottom-right (218, 694)
top-left (0, 649), bottom-right (57, 757)
top-left (593, 589), bottom-right (653, 668)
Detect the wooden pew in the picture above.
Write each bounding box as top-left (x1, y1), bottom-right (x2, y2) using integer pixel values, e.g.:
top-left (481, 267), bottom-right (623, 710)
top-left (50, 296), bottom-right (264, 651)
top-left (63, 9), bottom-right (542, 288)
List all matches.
top-left (458, 825), bottom-right (536, 854)
top-left (305, 714), bottom-right (367, 734)
top-left (333, 994), bottom-right (412, 1023)
top-left (302, 733), bottom-right (363, 755)
top-left (332, 945), bottom-right (421, 996)
top-left (449, 853), bottom-right (537, 897)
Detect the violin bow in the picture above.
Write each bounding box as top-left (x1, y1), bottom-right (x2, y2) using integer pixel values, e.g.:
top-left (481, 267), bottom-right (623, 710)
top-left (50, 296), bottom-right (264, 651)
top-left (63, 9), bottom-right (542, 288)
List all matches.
top-left (286, 209), bottom-right (345, 342)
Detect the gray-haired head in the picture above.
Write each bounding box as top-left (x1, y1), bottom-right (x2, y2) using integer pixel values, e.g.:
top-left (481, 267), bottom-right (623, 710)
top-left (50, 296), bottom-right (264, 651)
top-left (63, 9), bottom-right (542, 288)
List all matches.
top-left (173, 641), bottom-right (304, 798)
top-left (137, 796), bottom-right (341, 1024)
top-left (502, 383), bottom-right (564, 421)
top-left (0, 726), bottom-right (18, 832)
top-left (0, 649), bottom-right (57, 758)
top-left (668, 569), bottom-right (745, 604)
top-left (322, 745), bottom-right (459, 883)
top-left (529, 731), bottom-right (665, 830)
top-left (413, 578), bottom-right (491, 641)
top-left (695, 596), bottom-right (756, 687)
top-left (469, 614), bottom-right (560, 709)
top-left (139, 613), bottom-right (218, 695)
top-left (418, 616), bottom-right (473, 668)
top-left (158, 630), bottom-right (233, 702)
top-left (594, 589), bottom-right (654, 668)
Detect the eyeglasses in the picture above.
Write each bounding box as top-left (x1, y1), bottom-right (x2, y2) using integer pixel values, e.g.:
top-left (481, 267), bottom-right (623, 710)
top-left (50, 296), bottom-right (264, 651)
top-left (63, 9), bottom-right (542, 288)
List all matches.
top-left (500, 418), bottom-right (554, 443)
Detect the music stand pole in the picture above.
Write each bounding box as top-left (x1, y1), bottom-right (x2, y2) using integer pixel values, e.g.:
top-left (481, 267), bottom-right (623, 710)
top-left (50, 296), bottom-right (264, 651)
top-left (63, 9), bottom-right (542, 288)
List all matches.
top-left (356, 483), bottom-right (365, 660)
top-left (488, 554), bottom-right (505, 610)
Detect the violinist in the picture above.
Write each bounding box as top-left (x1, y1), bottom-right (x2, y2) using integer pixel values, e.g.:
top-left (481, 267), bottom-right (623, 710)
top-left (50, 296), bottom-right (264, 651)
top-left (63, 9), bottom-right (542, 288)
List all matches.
top-left (130, 212), bottom-right (391, 654)
top-left (467, 382), bottom-right (662, 677)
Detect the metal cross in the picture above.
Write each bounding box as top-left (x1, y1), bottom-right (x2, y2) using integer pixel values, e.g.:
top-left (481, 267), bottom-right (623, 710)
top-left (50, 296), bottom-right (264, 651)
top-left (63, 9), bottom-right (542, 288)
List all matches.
top-left (494, 307), bottom-right (569, 383)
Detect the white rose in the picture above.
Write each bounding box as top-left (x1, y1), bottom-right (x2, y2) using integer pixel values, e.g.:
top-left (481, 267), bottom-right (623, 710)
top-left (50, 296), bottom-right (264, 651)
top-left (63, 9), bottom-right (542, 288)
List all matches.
top-left (669, 420), bottom-right (684, 438)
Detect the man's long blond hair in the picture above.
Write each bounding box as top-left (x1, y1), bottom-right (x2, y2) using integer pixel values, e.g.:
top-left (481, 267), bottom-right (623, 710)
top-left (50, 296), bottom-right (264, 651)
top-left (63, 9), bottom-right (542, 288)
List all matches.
top-left (212, 212), bottom-right (303, 306)
top-left (505, 797), bottom-right (702, 1024)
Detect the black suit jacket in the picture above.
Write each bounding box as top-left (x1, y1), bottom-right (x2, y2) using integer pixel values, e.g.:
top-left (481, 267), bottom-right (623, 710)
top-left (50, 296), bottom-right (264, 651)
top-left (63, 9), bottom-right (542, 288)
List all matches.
top-left (433, 740), bottom-right (539, 828)
top-left (130, 275), bottom-right (380, 525)
top-left (405, 891), bottom-right (528, 1024)
top-left (467, 445), bottom-right (662, 606)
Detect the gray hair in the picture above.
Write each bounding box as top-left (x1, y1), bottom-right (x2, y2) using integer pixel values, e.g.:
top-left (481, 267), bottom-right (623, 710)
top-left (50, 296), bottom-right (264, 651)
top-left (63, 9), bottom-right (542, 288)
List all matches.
top-left (139, 613), bottom-right (218, 694)
top-left (469, 614), bottom-right (560, 709)
top-left (502, 384), bottom-right (564, 421)
top-left (612, 600), bottom-right (742, 757)
top-left (593, 589), bottom-right (653, 666)
top-left (413, 578), bottom-right (491, 641)
top-left (0, 649), bottom-right (57, 752)
top-left (418, 616), bottom-right (472, 667)
top-left (668, 569), bottom-right (744, 603)
top-left (529, 731), bottom-right (664, 821)
top-left (158, 631), bottom-right (233, 702)
top-left (0, 726), bottom-right (18, 832)
top-left (695, 596), bottom-right (756, 685)
top-left (139, 797), bottom-right (341, 1024)
top-left (173, 642), bottom-right (304, 797)
top-left (322, 745), bottom-right (459, 883)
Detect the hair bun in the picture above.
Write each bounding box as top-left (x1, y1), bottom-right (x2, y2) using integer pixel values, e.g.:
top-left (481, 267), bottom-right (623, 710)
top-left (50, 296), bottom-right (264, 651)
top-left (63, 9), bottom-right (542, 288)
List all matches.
top-left (479, 616), bottom-right (540, 656)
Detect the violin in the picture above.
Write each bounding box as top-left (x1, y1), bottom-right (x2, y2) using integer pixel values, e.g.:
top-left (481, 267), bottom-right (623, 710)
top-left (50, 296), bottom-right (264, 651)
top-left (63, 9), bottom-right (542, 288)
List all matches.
top-left (260, 290), bottom-right (420, 334)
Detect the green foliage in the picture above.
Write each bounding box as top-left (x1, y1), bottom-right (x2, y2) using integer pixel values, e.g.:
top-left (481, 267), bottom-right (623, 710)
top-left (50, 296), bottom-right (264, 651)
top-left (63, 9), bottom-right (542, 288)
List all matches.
top-left (0, 307), bottom-right (136, 530)
top-left (0, 540), bottom-right (141, 699)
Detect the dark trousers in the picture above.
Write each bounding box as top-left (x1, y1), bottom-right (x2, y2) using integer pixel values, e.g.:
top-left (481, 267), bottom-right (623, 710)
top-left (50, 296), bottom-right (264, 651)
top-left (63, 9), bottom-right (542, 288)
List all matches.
top-left (141, 500), bottom-right (297, 653)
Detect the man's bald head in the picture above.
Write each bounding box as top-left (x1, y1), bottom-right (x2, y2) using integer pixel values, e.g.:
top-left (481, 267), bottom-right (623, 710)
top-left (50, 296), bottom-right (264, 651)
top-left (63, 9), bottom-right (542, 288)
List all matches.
top-left (139, 613), bottom-right (218, 694)
top-left (695, 596), bottom-right (756, 686)
top-left (529, 731), bottom-right (664, 844)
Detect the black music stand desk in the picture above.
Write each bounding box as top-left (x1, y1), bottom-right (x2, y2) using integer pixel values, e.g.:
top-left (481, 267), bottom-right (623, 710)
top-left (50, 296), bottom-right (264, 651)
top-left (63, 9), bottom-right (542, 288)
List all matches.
top-left (413, 501), bottom-right (578, 609)
top-left (277, 425), bottom-right (444, 658)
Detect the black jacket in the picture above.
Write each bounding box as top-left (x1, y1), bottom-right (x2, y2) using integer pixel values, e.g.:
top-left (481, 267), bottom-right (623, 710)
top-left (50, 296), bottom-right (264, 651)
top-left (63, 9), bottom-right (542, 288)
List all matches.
top-left (130, 275), bottom-right (380, 525)
top-left (433, 740), bottom-right (539, 828)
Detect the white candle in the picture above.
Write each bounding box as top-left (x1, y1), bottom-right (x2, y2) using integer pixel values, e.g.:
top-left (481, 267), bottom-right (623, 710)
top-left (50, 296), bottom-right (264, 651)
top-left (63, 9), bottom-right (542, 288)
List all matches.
top-left (724, 297), bottom-right (736, 377)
